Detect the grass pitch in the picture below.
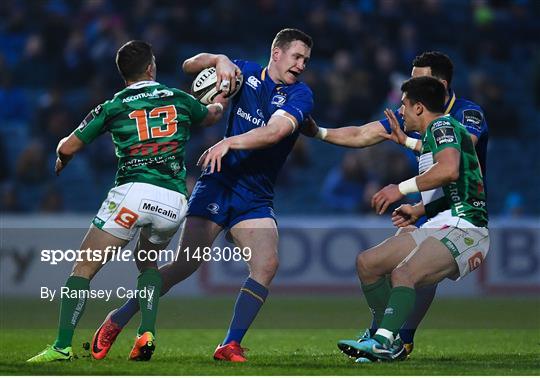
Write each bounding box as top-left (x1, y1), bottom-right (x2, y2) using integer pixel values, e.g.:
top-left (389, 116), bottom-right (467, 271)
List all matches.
top-left (1, 296), bottom-right (539, 375)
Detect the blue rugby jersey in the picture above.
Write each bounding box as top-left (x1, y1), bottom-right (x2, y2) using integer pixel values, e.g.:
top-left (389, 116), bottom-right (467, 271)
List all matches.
top-left (203, 59), bottom-right (314, 199)
top-left (380, 89), bottom-right (489, 179)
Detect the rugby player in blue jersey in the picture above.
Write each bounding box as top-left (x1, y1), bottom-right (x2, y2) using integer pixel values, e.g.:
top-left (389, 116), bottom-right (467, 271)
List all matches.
top-left (304, 51), bottom-right (488, 360)
top-left (90, 28), bottom-right (314, 362)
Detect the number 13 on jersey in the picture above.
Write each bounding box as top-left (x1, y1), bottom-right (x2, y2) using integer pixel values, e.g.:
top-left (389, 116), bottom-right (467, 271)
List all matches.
top-left (129, 105), bottom-right (178, 141)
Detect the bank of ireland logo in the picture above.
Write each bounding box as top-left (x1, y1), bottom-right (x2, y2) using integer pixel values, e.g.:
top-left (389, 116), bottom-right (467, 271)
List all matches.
top-left (206, 203), bottom-right (219, 215)
top-left (467, 251), bottom-right (484, 272)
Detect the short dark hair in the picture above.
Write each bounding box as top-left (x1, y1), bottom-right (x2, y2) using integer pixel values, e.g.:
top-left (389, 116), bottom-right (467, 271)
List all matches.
top-left (116, 40), bottom-right (153, 81)
top-left (271, 28), bottom-right (313, 50)
top-left (412, 51), bottom-right (453, 85)
top-left (401, 76), bottom-right (446, 113)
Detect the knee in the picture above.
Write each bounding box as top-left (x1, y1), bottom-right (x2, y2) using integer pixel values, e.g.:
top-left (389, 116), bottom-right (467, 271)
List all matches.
top-left (261, 254), bottom-right (279, 277)
top-left (357, 251), bottom-right (378, 280)
top-left (250, 254), bottom-right (279, 285)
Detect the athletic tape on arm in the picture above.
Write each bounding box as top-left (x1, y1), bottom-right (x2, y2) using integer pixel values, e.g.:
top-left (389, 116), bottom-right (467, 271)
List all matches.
top-left (271, 109), bottom-right (297, 134)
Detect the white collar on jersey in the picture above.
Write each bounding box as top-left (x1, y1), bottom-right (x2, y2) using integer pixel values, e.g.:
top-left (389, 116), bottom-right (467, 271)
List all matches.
top-left (126, 80), bottom-right (160, 89)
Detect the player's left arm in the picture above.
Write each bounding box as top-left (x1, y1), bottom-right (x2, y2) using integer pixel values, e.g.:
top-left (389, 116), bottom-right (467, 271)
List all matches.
top-left (379, 108), bottom-right (422, 151)
top-left (382, 107), bottom-right (485, 152)
top-left (197, 110), bottom-right (298, 173)
top-left (55, 133), bottom-right (85, 175)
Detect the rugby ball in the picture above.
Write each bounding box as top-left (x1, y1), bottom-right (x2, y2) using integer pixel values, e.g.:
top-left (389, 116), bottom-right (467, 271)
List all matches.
top-left (191, 67), bottom-right (243, 105)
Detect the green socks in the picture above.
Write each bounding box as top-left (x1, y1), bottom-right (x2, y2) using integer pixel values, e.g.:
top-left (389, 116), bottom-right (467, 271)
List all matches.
top-left (54, 276), bottom-right (90, 349)
top-left (361, 276), bottom-right (392, 326)
top-left (52, 268), bottom-right (162, 348)
top-left (375, 286), bottom-right (416, 345)
top-left (137, 268), bottom-right (162, 336)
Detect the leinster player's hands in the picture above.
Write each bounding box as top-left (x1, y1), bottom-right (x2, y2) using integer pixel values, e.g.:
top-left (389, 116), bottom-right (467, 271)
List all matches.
top-left (198, 139), bottom-right (231, 174)
top-left (392, 204), bottom-right (419, 227)
top-left (371, 184), bottom-right (404, 215)
top-left (379, 108), bottom-right (408, 146)
top-left (215, 55), bottom-right (241, 97)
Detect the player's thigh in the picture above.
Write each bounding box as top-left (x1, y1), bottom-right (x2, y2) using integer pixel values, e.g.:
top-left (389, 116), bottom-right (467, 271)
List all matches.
top-left (73, 225), bottom-right (129, 279)
top-left (359, 232), bottom-right (418, 276)
top-left (395, 236), bottom-right (458, 287)
top-left (135, 234), bottom-right (170, 272)
top-left (409, 218), bottom-right (489, 281)
top-left (179, 215), bottom-right (223, 254)
top-left (163, 215), bottom-right (223, 274)
top-left (229, 218), bottom-right (279, 271)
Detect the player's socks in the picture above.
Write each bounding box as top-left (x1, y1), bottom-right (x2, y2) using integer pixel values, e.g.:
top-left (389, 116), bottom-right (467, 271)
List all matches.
top-left (361, 276), bottom-right (391, 326)
top-left (222, 277), bottom-right (268, 345)
top-left (368, 318), bottom-right (378, 338)
top-left (366, 277), bottom-right (393, 337)
top-left (137, 268), bottom-right (162, 335)
top-left (54, 275), bottom-right (90, 349)
top-left (399, 284), bottom-right (437, 344)
top-left (111, 298), bottom-right (140, 327)
top-left (374, 286), bottom-right (416, 346)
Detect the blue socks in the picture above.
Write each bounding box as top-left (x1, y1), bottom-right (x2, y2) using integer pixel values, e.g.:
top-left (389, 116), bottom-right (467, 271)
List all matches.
top-left (111, 297), bottom-right (140, 328)
top-left (399, 284), bottom-right (437, 344)
top-left (223, 277), bottom-right (268, 345)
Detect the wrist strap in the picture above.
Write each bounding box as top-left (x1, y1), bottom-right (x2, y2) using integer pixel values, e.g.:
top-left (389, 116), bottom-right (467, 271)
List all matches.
top-left (398, 177), bottom-right (419, 195)
top-left (404, 137), bottom-right (418, 150)
top-left (315, 127), bottom-right (328, 140)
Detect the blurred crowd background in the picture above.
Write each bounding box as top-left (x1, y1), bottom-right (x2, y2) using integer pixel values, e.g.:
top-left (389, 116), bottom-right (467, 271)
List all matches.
top-left (1, 0), bottom-right (539, 216)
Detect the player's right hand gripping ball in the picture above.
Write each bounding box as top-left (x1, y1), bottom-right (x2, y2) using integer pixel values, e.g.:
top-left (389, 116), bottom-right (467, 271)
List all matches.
top-left (191, 67), bottom-right (243, 104)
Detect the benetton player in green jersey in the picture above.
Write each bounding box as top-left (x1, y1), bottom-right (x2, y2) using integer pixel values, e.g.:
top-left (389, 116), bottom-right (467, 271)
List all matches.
top-left (27, 40), bottom-right (224, 363)
top-left (338, 76), bottom-right (489, 363)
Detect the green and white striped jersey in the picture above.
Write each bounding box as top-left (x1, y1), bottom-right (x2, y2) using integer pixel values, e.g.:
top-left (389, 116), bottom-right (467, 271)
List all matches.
top-left (74, 81), bottom-right (208, 196)
top-left (420, 115), bottom-right (488, 227)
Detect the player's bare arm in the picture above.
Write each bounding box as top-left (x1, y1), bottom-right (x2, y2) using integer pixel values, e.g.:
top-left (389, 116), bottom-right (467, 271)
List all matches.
top-left (303, 115), bottom-right (388, 147)
top-left (198, 111), bottom-right (297, 174)
top-left (379, 108), bottom-right (422, 152)
top-left (381, 109), bottom-right (479, 151)
top-left (55, 133), bottom-right (85, 176)
top-left (200, 103), bottom-right (225, 126)
top-left (199, 93), bottom-right (229, 127)
top-left (372, 147), bottom-right (460, 214)
top-left (182, 53), bottom-right (241, 95)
